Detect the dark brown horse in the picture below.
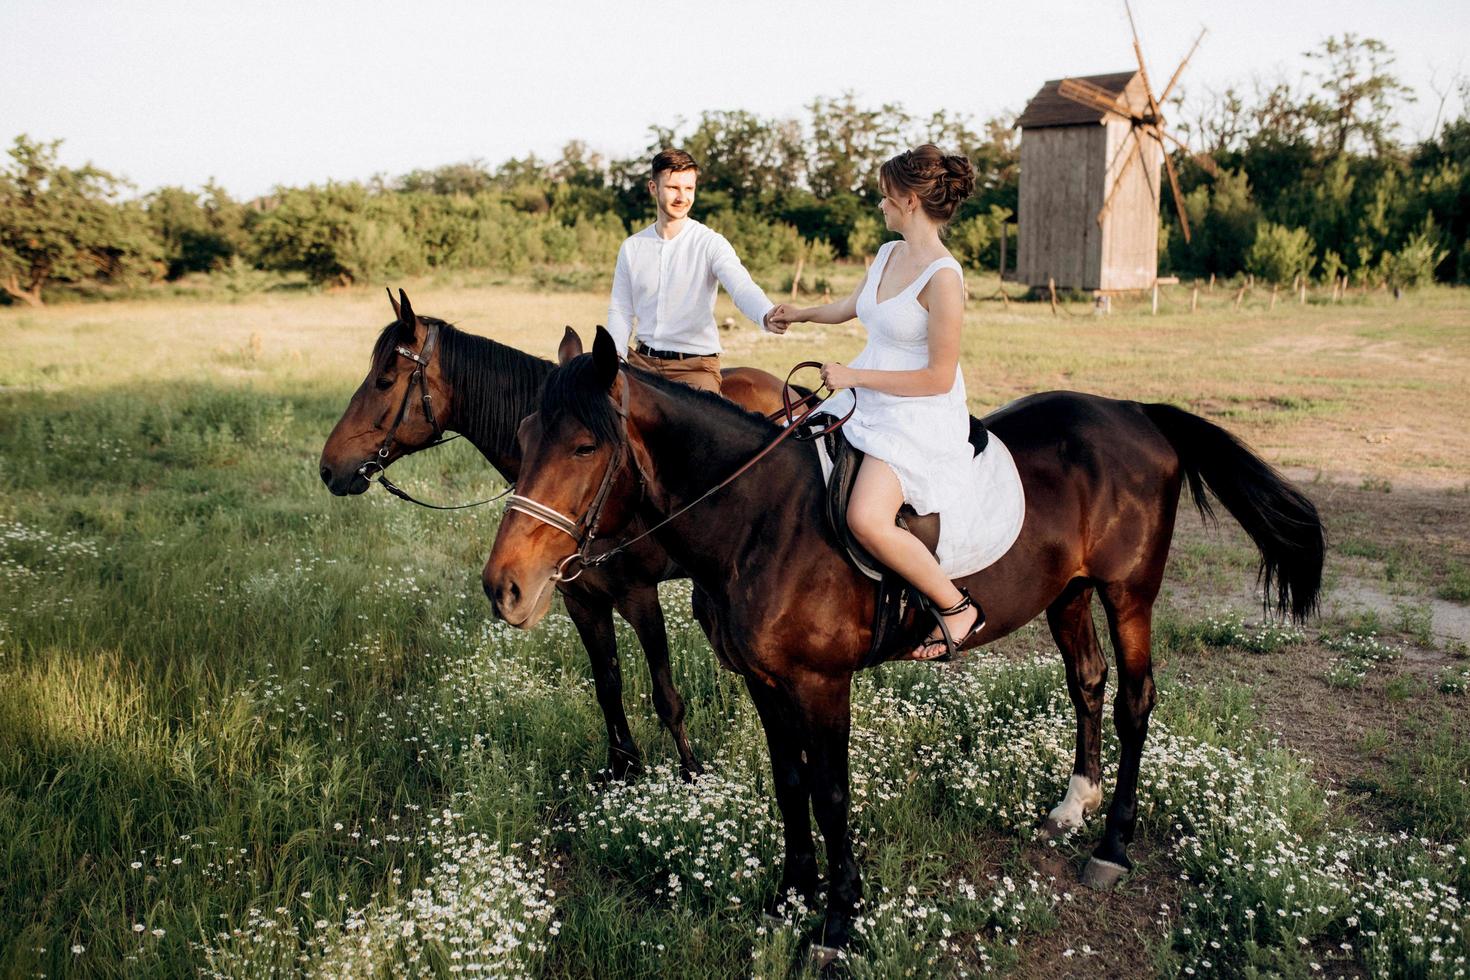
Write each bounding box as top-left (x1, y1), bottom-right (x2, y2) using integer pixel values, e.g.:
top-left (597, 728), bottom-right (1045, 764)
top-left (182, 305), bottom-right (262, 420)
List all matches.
top-left (318, 292), bottom-right (796, 779)
top-left (483, 326), bottom-right (1324, 954)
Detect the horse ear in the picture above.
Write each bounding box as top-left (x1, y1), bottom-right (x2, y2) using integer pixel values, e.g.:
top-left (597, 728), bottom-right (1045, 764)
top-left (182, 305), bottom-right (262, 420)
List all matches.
top-left (397, 289), bottom-right (417, 337)
top-left (557, 326), bottom-right (583, 366)
top-left (592, 326), bottom-right (619, 390)
top-left (386, 286), bottom-right (401, 320)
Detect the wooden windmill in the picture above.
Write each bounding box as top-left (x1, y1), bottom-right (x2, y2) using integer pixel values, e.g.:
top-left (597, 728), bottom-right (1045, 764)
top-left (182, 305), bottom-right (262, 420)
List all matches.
top-left (1015, 4), bottom-right (1216, 292)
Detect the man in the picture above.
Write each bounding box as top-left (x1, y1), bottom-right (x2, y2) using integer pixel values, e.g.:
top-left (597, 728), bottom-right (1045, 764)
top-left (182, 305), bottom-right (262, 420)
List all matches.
top-left (607, 148), bottom-right (787, 395)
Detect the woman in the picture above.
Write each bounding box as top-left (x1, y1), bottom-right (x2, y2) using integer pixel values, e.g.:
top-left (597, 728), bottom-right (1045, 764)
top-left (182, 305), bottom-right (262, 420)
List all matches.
top-left (770, 144), bottom-right (983, 660)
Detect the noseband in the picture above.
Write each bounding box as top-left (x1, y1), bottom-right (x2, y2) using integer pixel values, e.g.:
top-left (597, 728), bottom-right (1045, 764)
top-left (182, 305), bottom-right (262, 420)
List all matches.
top-left (504, 362), bottom-right (852, 584)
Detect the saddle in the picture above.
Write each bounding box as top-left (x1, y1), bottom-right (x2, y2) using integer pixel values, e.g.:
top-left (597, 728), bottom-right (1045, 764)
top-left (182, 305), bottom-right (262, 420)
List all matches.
top-left (815, 415), bottom-right (989, 668)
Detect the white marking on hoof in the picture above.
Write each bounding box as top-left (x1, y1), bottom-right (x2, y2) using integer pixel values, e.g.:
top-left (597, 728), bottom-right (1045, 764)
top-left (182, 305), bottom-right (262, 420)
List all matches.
top-left (1046, 774), bottom-right (1102, 832)
top-left (1080, 856), bottom-right (1130, 890)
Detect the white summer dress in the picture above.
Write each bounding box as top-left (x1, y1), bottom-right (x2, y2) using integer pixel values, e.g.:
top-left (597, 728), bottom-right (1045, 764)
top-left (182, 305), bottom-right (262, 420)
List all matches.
top-left (819, 240), bottom-right (997, 577)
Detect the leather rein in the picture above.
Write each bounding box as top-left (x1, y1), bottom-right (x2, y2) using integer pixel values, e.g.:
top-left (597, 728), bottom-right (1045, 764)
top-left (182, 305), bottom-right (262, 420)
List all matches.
top-left (505, 361), bottom-right (853, 584)
top-left (355, 321), bottom-right (513, 511)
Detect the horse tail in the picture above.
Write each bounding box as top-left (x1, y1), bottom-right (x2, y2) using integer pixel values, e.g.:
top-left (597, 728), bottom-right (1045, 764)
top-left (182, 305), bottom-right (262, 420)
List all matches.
top-left (1143, 403), bottom-right (1325, 622)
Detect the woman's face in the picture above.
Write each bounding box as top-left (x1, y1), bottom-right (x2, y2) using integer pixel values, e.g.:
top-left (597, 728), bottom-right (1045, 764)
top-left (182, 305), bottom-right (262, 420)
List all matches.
top-left (878, 181), bottom-right (915, 233)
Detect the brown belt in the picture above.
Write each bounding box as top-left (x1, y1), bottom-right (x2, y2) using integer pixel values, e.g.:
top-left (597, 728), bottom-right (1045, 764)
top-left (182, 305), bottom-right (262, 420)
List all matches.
top-left (635, 341), bottom-right (716, 361)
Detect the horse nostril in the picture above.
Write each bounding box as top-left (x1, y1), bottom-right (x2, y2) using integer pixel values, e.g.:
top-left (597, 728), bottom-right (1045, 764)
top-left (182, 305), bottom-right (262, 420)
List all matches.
top-left (488, 579), bottom-right (521, 614)
top-left (320, 465), bottom-right (333, 486)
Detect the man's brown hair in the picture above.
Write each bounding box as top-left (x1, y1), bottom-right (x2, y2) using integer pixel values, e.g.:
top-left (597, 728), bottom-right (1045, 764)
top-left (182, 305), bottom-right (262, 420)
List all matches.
top-left (651, 148), bottom-right (699, 181)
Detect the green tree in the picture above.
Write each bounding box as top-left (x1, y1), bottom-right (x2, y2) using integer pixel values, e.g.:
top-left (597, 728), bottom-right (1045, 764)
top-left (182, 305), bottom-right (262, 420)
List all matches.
top-left (1303, 34), bottom-right (1415, 156)
top-left (1246, 222), bottom-right (1316, 282)
top-left (0, 135), bottom-right (158, 305)
top-left (1380, 216), bottom-right (1448, 287)
top-left (1167, 168), bottom-right (1261, 277)
top-left (397, 159), bottom-right (496, 196)
top-left (249, 183), bottom-right (424, 285)
top-left (146, 181), bottom-right (246, 279)
top-left (806, 92), bottom-right (909, 198)
top-left (675, 110), bottom-right (804, 209)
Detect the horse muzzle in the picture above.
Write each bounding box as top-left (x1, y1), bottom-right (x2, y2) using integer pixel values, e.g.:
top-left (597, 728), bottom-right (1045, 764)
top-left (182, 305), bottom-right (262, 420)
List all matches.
top-left (483, 564), bottom-right (555, 629)
top-left (318, 457), bottom-right (373, 496)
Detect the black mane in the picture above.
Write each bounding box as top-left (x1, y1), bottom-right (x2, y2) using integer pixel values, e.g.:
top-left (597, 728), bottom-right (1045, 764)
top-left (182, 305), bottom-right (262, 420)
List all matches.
top-left (374, 317), bottom-right (553, 459)
top-left (541, 356), bottom-right (780, 448)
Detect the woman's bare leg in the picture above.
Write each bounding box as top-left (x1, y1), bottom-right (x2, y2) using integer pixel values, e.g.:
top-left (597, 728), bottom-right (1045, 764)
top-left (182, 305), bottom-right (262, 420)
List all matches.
top-left (847, 457), bottom-right (978, 656)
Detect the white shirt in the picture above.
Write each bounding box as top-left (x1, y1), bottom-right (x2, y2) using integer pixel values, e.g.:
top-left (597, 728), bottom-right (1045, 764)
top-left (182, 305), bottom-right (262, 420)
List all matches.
top-left (606, 219), bottom-right (775, 357)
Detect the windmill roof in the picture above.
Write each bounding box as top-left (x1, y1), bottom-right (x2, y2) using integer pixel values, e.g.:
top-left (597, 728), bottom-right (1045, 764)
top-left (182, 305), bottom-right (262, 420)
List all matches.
top-left (1015, 71), bottom-right (1140, 129)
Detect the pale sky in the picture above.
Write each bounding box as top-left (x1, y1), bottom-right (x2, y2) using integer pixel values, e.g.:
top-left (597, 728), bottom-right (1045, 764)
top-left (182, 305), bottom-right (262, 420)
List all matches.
top-left (4, 0), bottom-right (1467, 199)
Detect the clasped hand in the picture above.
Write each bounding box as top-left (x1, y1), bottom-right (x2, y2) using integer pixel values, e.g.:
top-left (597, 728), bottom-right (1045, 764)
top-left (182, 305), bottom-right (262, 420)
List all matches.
top-left (764, 303), bottom-right (797, 334)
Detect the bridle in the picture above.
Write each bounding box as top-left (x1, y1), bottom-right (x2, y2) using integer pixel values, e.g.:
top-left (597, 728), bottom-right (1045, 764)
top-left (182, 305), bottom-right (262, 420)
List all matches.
top-left (504, 362), bottom-right (852, 584)
top-left (504, 379), bottom-right (635, 583)
top-left (355, 320), bottom-right (511, 511)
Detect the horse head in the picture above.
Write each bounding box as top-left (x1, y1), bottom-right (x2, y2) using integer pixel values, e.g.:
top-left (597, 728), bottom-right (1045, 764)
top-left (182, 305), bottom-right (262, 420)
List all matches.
top-left (483, 326), bottom-right (651, 628)
top-left (318, 288), bottom-right (455, 495)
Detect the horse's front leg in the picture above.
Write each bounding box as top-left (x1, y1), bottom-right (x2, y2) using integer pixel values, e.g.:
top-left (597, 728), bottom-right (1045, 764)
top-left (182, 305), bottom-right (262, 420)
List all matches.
top-left (561, 588), bottom-right (642, 779)
top-left (792, 671), bottom-right (860, 955)
top-left (617, 584), bottom-right (701, 780)
top-left (744, 676), bottom-right (818, 908)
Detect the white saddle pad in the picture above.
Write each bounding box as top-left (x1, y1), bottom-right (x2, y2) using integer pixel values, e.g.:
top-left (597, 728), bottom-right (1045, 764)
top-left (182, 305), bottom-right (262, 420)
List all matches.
top-left (813, 430), bottom-right (1026, 578)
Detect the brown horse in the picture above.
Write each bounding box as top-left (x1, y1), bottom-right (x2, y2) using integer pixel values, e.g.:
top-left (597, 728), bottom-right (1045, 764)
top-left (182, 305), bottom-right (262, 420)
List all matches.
top-left (483, 326), bottom-right (1324, 955)
top-left (318, 291), bottom-right (796, 780)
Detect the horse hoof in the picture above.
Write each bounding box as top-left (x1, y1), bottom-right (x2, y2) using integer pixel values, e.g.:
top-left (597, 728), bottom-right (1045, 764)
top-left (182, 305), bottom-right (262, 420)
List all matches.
top-left (1080, 856), bottom-right (1129, 890)
top-left (809, 943), bottom-right (842, 971)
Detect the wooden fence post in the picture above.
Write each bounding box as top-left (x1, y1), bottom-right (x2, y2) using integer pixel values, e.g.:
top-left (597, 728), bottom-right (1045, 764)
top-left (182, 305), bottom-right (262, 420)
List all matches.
top-left (1191, 284), bottom-right (1199, 313)
top-left (789, 249), bottom-right (805, 300)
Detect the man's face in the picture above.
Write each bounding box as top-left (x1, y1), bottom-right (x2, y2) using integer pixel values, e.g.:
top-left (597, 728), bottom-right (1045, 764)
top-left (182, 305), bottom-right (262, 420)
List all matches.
top-left (648, 168), bottom-right (697, 221)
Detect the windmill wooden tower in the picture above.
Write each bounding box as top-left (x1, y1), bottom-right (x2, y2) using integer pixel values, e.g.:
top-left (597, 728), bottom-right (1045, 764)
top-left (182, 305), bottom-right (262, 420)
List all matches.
top-left (1015, 6), bottom-right (1215, 293)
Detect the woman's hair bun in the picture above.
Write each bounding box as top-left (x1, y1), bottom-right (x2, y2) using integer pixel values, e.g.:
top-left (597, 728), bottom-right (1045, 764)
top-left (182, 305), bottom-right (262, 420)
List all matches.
top-left (940, 153), bottom-right (976, 203)
top-left (880, 143), bottom-right (976, 224)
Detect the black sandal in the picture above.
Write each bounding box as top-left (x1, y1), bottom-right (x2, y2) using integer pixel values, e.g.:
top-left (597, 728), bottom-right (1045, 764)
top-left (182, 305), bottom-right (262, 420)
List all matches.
top-left (910, 587), bottom-right (986, 662)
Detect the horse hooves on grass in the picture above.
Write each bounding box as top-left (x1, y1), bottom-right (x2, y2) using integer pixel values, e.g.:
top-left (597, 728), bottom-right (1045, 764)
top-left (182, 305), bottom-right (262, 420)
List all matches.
top-left (1080, 856), bottom-right (1129, 890)
top-left (809, 943), bottom-right (842, 971)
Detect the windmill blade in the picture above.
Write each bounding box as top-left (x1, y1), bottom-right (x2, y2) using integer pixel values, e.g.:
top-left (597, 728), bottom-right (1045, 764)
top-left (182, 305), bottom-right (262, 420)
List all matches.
top-left (1058, 77), bottom-right (1145, 121)
top-left (1123, 0), bottom-right (1162, 117)
top-left (1158, 126), bottom-right (1220, 177)
top-left (1102, 121), bottom-right (1141, 182)
top-left (1160, 137), bottom-right (1193, 243)
top-left (1096, 128), bottom-right (1152, 226)
top-left (1159, 28), bottom-right (1206, 104)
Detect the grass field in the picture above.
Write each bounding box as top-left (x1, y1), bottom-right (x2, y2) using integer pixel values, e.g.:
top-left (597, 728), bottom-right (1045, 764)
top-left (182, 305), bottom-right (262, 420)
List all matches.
top-left (2, 271), bottom-right (1467, 978)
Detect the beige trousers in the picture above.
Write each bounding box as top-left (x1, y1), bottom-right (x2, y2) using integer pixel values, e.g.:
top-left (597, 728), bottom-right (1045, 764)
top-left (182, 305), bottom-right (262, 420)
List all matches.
top-left (627, 348), bottom-right (722, 395)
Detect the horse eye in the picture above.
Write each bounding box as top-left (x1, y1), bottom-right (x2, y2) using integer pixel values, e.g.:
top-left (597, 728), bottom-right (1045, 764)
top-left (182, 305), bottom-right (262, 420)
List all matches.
top-left (574, 444), bottom-right (597, 457)
top-left (374, 376), bottom-right (394, 390)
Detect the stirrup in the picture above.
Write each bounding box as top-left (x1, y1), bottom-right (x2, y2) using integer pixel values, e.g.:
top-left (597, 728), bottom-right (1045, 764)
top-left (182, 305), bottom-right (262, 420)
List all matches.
top-left (914, 587), bottom-right (985, 662)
